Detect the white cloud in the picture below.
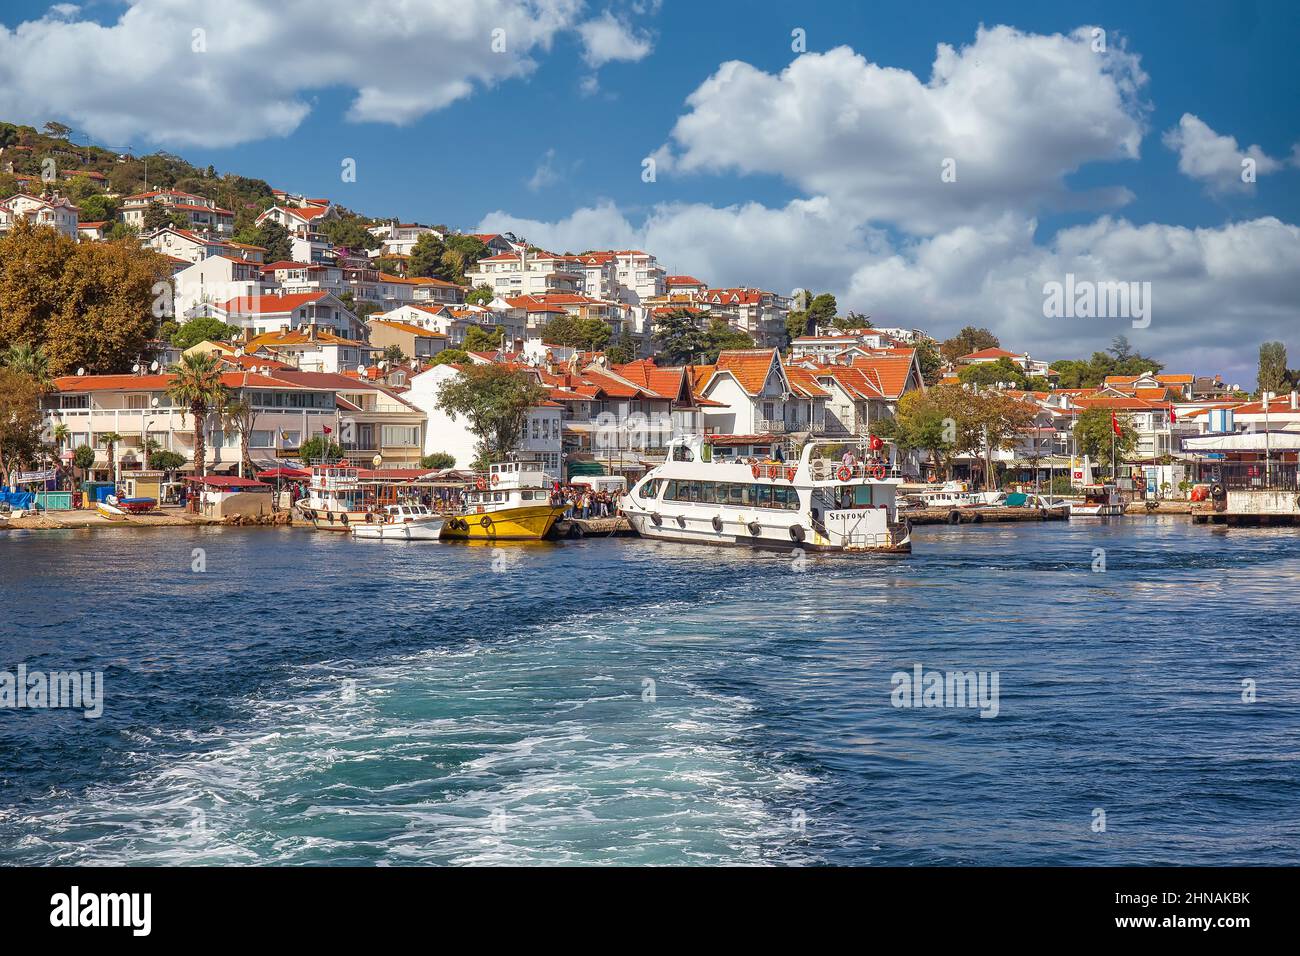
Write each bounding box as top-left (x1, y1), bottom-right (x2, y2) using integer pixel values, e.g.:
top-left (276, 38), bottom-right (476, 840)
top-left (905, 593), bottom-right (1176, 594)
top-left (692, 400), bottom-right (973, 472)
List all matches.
top-left (0, 0), bottom-right (587, 146)
top-left (1162, 113), bottom-right (1291, 193)
top-left (527, 148), bottom-right (561, 191)
top-left (576, 10), bottom-right (652, 68)
top-left (656, 26), bottom-right (1148, 234)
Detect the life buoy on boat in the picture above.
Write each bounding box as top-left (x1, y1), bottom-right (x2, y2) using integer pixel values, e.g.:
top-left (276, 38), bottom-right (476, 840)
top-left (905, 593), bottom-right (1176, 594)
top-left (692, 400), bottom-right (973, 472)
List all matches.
top-left (476, 477), bottom-right (487, 491)
top-left (836, 465), bottom-right (852, 482)
top-left (712, 515), bottom-right (723, 532)
top-left (490, 474), bottom-right (500, 486)
top-left (867, 464), bottom-right (886, 480)
top-left (751, 463), bottom-right (761, 479)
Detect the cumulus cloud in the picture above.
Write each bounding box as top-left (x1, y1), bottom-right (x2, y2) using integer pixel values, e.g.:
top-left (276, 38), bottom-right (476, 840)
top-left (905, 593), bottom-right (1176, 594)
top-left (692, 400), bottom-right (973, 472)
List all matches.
top-left (576, 10), bottom-right (653, 68)
top-left (655, 26), bottom-right (1148, 233)
top-left (0, 0), bottom-right (588, 146)
top-left (1162, 113), bottom-right (1292, 193)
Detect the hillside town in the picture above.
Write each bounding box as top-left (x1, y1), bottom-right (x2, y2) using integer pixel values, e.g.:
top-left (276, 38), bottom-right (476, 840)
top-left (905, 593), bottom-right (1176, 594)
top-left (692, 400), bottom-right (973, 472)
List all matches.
top-left (1, 122), bottom-right (1297, 513)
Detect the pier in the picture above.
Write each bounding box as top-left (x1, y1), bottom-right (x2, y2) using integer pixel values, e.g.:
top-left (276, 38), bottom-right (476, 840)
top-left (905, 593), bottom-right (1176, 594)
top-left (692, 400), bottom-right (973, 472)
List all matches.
top-left (554, 517), bottom-right (634, 537)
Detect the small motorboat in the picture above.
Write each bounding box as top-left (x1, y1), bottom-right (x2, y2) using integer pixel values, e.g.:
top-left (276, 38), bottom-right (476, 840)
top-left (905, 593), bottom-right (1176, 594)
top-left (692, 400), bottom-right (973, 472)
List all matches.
top-left (96, 494), bottom-right (157, 519)
top-left (350, 503), bottom-right (445, 541)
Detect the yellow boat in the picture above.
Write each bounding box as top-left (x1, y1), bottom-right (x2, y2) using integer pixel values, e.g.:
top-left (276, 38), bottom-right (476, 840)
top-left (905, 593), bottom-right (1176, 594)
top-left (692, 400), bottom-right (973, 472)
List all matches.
top-left (441, 459), bottom-right (566, 541)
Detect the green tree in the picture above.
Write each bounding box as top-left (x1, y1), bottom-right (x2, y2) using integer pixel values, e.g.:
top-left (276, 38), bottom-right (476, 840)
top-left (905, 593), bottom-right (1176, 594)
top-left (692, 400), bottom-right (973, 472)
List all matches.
top-left (1073, 407), bottom-right (1137, 473)
top-left (42, 121), bottom-right (72, 140)
top-left (408, 233), bottom-right (447, 279)
top-left (77, 194), bottom-right (119, 223)
top-left (320, 216), bottom-right (379, 252)
top-left (235, 219), bottom-right (292, 262)
top-left (166, 352), bottom-right (226, 478)
top-left (298, 434), bottom-right (344, 464)
top-left (1257, 341), bottom-right (1293, 395)
top-left (873, 389), bottom-right (957, 478)
top-left (2, 342), bottom-right (52, 387)
top-left (957, 357), bottom-right (1028, 390)
top-left (913, 337), bottom-right (944, 387)
top-left (465, 283), bottom-right (495, 306)
top-left (72, 443), bottom-right (96, 475)
top-left (171, 316), bottom-right (239, 350)
top-left (435, 364), bottom-right (550, 468)
top-left (142, 200), bottom-right (181, 232)
top-left (462, 325), bottom-right (506, 353)
top-left (939, 326), bottom-right (1000, 362)
top-left (381, 344), bottom-right (406, 365)
top-left (701, 317), bottom-right (755, 364)
top-left (606, 328), bottom-right (637, 364)
top-left (652, 309), bottom-right (709, 365)
top-left (148, 448), bottom-right (187, 472)
top-left (420, 451), bottom-right (456, 470)
top-left (541, 314), bottom-right (611, 351)
top-left (429, 348), bottom-right (470, 367)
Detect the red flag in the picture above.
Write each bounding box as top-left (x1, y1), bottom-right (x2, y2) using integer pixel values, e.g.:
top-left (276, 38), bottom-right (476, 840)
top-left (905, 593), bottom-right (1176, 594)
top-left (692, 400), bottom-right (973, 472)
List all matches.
top-left (1169, 405), bottom-right (1177, 424)
top-left (322, 425), bottom-right (333, 435)
top-left (1110, 411), bottom-right (1122, 436)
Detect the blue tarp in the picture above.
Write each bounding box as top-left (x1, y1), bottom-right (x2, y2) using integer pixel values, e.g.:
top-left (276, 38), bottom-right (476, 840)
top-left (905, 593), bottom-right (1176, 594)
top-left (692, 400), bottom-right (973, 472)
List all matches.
top-left (0, 490), bottom-right (36, 509)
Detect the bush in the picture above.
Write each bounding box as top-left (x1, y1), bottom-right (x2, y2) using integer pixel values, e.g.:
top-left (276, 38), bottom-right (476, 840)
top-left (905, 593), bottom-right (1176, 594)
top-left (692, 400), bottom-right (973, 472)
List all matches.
top-left (420, 452), bottom-right (456, 470)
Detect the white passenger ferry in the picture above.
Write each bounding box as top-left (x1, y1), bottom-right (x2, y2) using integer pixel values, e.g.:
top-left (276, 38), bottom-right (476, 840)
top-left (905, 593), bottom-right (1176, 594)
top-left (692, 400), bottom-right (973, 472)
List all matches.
top-left (298, 464), bottom-right (371, 531)
top-left (619, 435), bottom-right (911, 553)
top-left (1069, 483), bottom-right (1126, 517)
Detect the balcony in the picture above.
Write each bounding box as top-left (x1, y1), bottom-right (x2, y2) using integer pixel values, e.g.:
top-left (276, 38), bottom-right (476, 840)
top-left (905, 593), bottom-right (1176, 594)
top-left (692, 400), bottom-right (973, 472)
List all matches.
top-left (755, 419), bottom-right (786, 434)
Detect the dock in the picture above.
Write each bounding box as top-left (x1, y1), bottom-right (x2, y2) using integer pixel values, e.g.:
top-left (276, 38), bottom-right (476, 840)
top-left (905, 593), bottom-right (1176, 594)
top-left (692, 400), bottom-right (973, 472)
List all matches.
top-left (905, 506), bottom-right (1070, 525)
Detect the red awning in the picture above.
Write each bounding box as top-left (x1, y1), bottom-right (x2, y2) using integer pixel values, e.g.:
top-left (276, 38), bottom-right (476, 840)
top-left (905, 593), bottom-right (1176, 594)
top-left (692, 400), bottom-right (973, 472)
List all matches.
top-left (257, 467), bottom-right (310, 480)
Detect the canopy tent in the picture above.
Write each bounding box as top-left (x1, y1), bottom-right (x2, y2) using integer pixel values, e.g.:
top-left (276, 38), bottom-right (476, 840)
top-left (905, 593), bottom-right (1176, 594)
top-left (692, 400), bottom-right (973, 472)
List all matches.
top-left (257, 467), bottom-right (311, 480)
top-left (566, 459), bottom-right (607, 479)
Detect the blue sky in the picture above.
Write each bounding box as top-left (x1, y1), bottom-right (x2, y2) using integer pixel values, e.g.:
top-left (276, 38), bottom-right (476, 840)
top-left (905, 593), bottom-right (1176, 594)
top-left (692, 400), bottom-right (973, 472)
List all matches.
top-left (2, 0), bottom-right (1297, 380)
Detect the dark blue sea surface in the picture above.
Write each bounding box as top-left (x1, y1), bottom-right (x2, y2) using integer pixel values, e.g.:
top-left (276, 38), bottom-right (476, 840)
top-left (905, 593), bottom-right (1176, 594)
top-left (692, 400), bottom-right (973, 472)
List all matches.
top-left (1, 518), bottom-right (1297, 865)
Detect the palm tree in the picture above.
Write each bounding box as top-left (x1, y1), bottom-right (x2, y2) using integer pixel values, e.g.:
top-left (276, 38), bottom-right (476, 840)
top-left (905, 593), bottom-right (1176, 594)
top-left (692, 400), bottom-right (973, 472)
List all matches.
top-left (2, 342), bottom-right (51, 388)
top-left (220, 397), bottom-right (258, 479)
top-left (52, 423), bottom-right (69, 451)
top-left (98, 432), bottom-right (123, 487)
top-left (167, 353), bottom-right (225, 478)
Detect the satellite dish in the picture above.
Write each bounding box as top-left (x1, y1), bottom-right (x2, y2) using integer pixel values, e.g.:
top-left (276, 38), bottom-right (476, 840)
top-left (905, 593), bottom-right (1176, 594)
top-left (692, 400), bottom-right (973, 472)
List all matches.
top-left (150, 360), bottom-right (159, 372)
top-left (76, 367), bottom-right (85, 376)
top-left (132, 363), bottom-right (140, 373)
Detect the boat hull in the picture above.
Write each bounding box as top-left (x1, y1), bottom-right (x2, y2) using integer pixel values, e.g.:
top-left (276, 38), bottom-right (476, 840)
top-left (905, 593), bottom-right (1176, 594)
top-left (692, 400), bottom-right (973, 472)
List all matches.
top-left (1069, 504), bottom-right (1125, 516)
top-left (623, 509), bottom-right (911, 554)
top-left (351, 517), bottom-right (445, 541)
top-left (441, 504), bottom-right (565, 541)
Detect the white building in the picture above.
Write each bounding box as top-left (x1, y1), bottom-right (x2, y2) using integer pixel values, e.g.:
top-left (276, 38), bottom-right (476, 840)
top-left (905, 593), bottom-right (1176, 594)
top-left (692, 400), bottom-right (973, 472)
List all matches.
top-left (0, 193), bottom-right (79, 239)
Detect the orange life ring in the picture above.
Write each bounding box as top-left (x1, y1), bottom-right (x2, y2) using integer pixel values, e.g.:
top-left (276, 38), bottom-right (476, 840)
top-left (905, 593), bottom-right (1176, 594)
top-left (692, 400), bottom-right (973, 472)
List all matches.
top-left (836, 465), bottom-right (852, 482)
top-left (490, 474), bottom-right (500, 485)
top-left (475, 477), bottom-right (487, 491)
top-left (751, 464), bottom-right (761, 479)
top-left (868, 464), bottom-right (886, 480)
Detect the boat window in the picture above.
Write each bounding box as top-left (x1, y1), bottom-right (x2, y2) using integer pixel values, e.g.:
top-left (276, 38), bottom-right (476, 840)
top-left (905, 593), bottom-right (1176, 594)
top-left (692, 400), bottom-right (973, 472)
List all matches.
top-left (671, 445), bottom-right (694, 462)
top-left (725, 483), bottom-right (745, 506)
top-left (698, 481), bottom-right (716, 504)
top-left (521, 490), bottom-right (532, 500)
top-left (854, 485), bottom-right (874, 508)
top-left (663, 479), bottom-right (678, 500)
top-left (638, 478), bottom-right (660, 500)
top-left (493, 492), bottom-right (504, 502)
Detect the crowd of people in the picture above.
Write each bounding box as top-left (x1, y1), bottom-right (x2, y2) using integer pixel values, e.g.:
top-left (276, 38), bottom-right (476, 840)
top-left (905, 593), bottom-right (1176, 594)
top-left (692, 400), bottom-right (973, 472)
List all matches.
top-left (550, 485), bottom-right (619, 520)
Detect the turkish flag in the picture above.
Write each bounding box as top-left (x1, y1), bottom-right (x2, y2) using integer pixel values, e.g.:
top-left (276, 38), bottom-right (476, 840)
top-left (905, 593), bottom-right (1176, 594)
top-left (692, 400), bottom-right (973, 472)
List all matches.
top-left (1169, 405), bottom-right (1177, 423)
top-left (1110, 411), bottom-right (1122, 436)
top-left (322, 425), bottom-right (333, 435)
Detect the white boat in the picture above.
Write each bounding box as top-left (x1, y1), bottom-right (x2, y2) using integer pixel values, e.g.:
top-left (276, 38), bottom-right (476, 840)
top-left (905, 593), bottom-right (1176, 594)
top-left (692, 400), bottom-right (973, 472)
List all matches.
top-left (1069, 483), bottom-right (1126, 516)
top-left (350, 503), bottom-right (445, 541)
top-left (619, 435), bottom-right (911, 553)
top-left (297, 464), bottom-right (371, 531)
top-left (898, 481), bottom-right (1002, 512)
